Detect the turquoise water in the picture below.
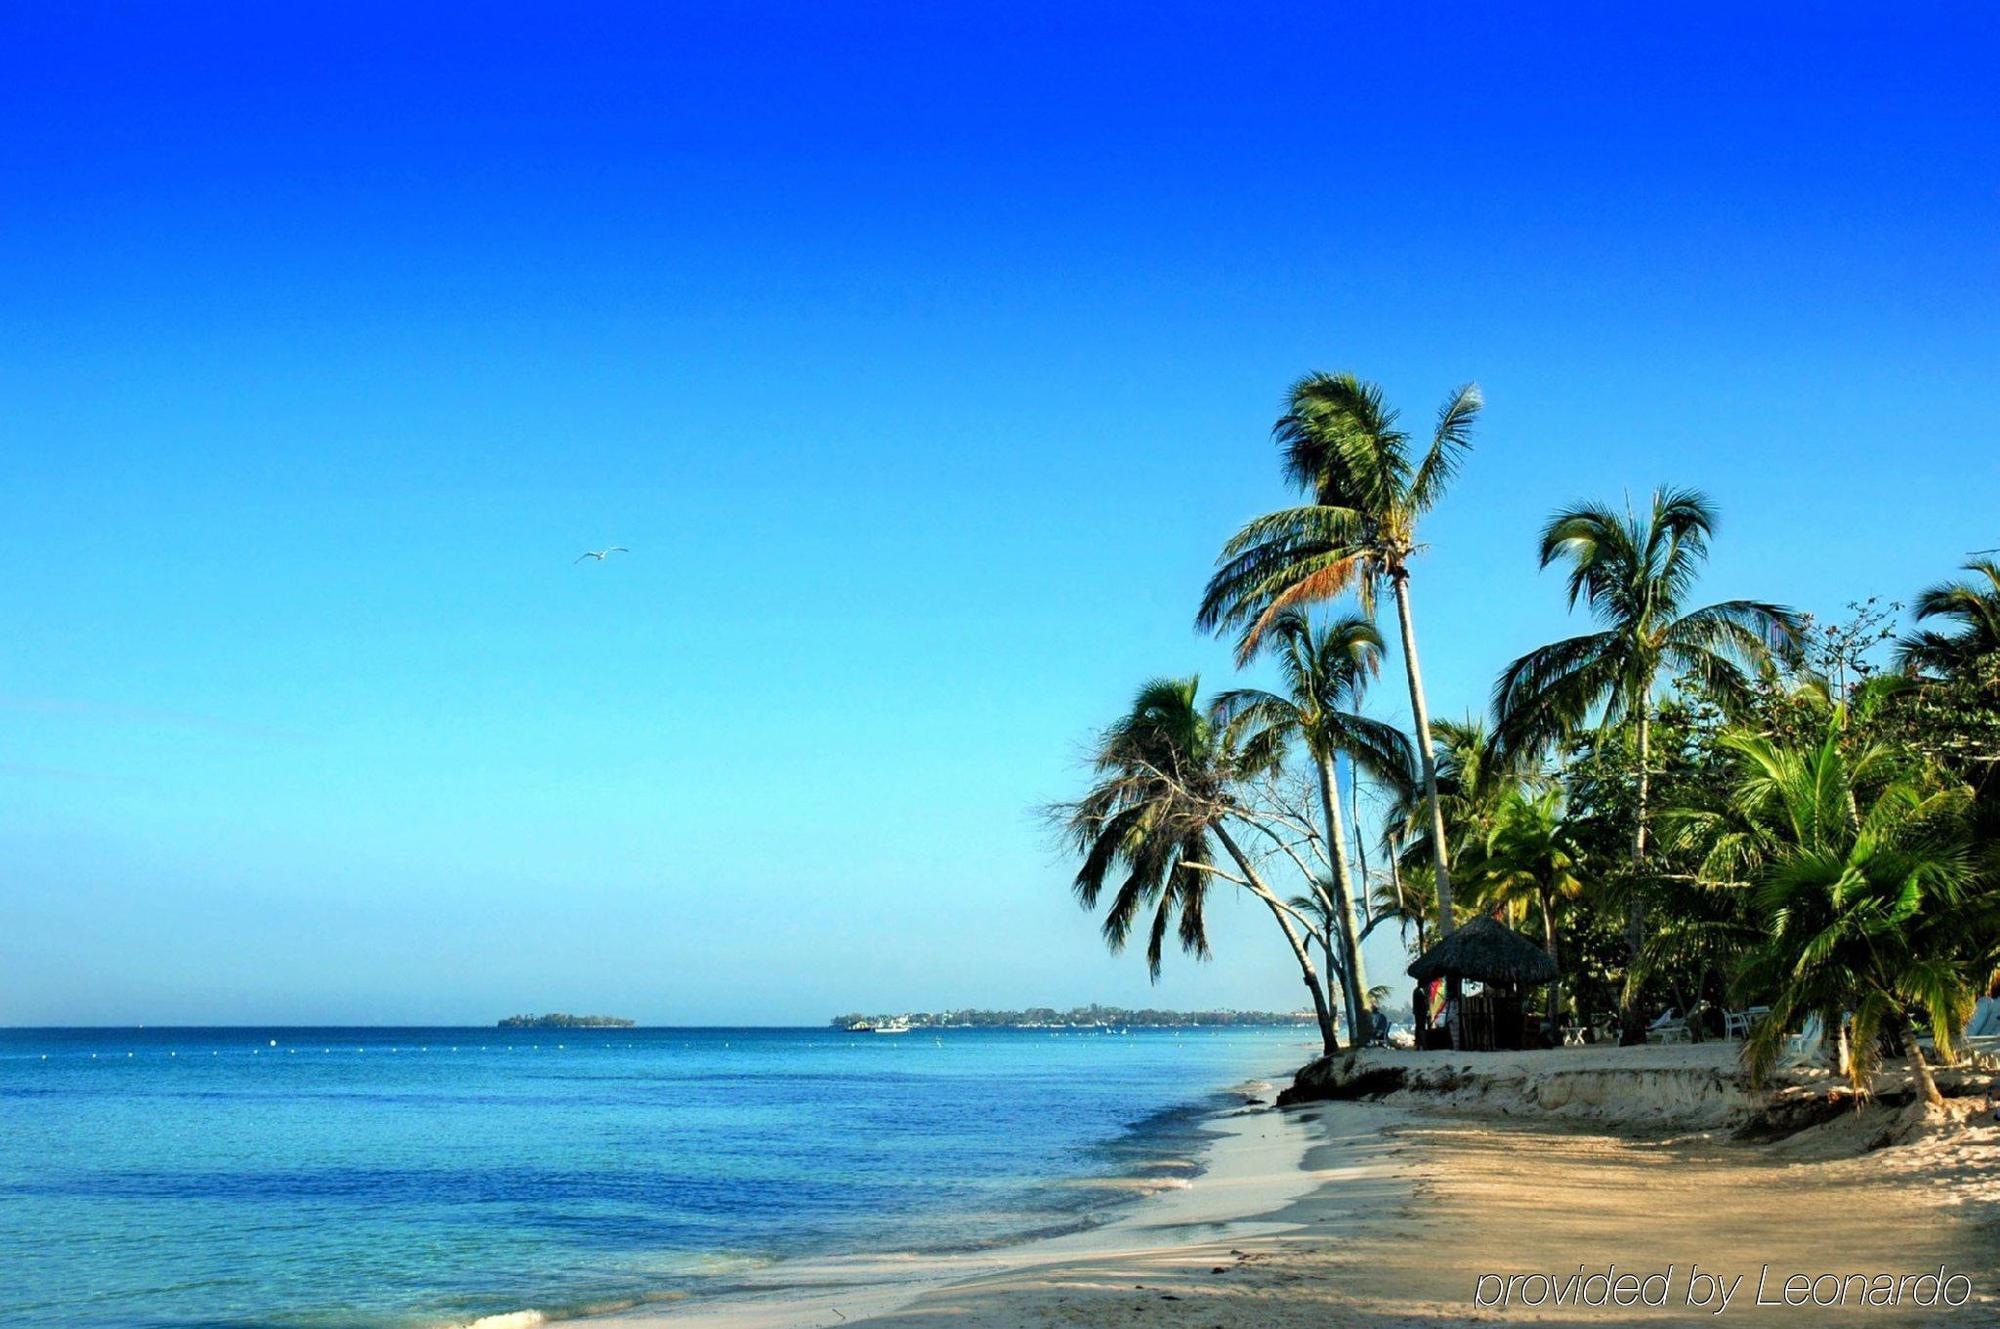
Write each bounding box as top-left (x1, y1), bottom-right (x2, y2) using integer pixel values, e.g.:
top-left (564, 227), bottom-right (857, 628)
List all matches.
top-left (0, 1025), bottom-right (1309, 1328)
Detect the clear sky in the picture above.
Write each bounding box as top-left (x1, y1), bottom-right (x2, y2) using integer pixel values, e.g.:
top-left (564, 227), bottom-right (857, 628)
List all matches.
top-left (2, 4), bottom-right (1995, 1025)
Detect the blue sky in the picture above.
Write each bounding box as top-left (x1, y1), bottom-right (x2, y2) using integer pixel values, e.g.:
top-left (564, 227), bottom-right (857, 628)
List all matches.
top-left (2, 3), bottom-right (1995, 1024)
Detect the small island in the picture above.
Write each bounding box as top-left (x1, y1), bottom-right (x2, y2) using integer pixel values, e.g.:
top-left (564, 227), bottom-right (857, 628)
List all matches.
top-left (497, 1013), bottom-right (636, 1029)
top-left (830, 1004), bottom-right (1315, 1031)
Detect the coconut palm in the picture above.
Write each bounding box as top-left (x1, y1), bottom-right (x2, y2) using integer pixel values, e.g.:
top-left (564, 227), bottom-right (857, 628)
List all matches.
top-left (1215, 611), bottom-right (1414, 1035)
top-left (1492, 487), bottom-right (1801, 1039)
top-left (1198, 373), bottom-right (1482, 937)
top-left (1370, 855), bottom-right (1436, 955)
top-left (1461, 786), bottom-right (1587, 1027)
top-left (1389, 716), bottom-right (1514, 877)
top-left (1061, 676), bottom-right (1342, 1053)
top-left (1895, 559), bottom-right (2000, 676)
top-left (1718, 721), bottom-right (1980, 1106)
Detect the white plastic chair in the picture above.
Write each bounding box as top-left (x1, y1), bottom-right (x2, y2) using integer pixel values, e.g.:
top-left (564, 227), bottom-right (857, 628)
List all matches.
top-left (1724, 1005), bottom-right (1771, 1040)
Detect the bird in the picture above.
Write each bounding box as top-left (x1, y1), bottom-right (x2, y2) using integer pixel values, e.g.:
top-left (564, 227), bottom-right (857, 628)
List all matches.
top-left (574, 547), bottom-right (629, 564)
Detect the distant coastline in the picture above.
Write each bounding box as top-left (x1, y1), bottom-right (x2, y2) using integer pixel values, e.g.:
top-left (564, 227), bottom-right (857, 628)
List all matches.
top-left (496, 1013), bottom-right (635, 1029)
top-left (829, 1004), bottom-right (1316, 1031)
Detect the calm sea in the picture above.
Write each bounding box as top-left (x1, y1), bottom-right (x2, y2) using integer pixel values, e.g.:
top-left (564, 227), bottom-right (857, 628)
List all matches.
top-left (0, 1025), bottom-right (1311, 1328)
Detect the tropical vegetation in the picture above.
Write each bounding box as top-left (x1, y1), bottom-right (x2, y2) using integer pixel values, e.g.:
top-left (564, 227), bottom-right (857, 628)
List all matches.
top-left (1492, 488), bottom-right (1802, 1040)
top-left (1054, 370), bottom-right (2000, 1103)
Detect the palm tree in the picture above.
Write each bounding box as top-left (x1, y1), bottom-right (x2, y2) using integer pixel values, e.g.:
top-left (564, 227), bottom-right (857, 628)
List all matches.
top-left (1216, 611), bottom-right (1413, 1035)
top-left (1061, 676), bottom-right (1342, 1053)
top-left (1717, 719), bottom-right (1980, 1106)
top-left (1895, 558), bottom-right (2000, 675)
top-left (1286, 881), bottom-right (1349, 1036)
top-left (1370, 855), bottom-right (1436, 956)
top-left (1890, 562), bottom-right (2000, 845)
top-left (1493, 487), bottom-right (1800, 1040)
top-left (1198, 373), bottom-right (1482, 938)
top-left (1389, 716), bottom-right (1513, 877)
top-left (1462, 786), bottom-right (1587, 1029)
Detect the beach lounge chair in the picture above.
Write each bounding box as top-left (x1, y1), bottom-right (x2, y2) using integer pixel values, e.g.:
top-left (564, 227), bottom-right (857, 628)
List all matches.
top-left (1956, 997), bottom-right (2000, 1054)
top-left (1912, 997), bottom-right (1999, 1058)
top-left (1778, 1012), bottom-right (1825, 1068)
top-left (1644, 1008), bottom-right (1690, 1044)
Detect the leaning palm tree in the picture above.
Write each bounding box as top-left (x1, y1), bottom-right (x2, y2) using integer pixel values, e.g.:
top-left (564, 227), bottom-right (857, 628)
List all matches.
top-left (1216, 612), bottom-right (1414, 1035)
top-left (1061, 676), bottom-right (1342, 1053)
top-left (1198, 373), bottom-right (1482, 937)
top-left (1493, 487), bottom-right (1800, 1040)
top-left (1895, 558), bottom-right (2000, 676)
top-left (1286, 881), bottom-right (1348, 1033)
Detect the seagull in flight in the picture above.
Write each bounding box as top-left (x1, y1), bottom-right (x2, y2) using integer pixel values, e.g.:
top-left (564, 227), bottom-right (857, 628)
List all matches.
top-left (574, 547), bottom-right (630, 564)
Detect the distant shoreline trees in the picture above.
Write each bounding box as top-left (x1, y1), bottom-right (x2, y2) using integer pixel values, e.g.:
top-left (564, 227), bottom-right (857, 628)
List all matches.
top-left (828, 1006), bottom-right (1317, 1031)
top-left (497, 1013), bottom-right (636, 1028)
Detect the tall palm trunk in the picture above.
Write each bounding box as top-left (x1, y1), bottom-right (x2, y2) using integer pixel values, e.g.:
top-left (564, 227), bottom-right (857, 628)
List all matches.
top-left (1350, 776), bottom-right (1373, 916)
top-left (1319, 932), bottom-right (1345, 1044)
top-left (1540, 890), bottom-right (1563, 1036)
top-left (1391, 571), bottom-right (1456, 937)
top-left (1393, 572), bottom-right (1462, 1053)
top-left (1214, 825), bottom-right (1339, 1056)
top-left (1350, 774), bottom-right (1377, 1009)
top-left (1316, 753), bottom-right (1369, 1034)
top-left (1620, 700), bottom-right (1651, 1045)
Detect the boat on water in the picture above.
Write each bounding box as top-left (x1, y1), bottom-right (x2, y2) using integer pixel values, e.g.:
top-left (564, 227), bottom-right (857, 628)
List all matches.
top-left (872, 1018), bottom-right (912, 1035)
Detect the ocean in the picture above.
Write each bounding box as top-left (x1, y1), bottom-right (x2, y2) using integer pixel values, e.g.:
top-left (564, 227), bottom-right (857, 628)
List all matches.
top-left (0, 1024), bottom-right (1312, 1328)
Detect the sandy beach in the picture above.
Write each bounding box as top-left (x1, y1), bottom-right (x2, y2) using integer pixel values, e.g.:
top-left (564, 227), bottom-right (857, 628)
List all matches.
top-left (604, 1044), bottom-right (2000, 1329)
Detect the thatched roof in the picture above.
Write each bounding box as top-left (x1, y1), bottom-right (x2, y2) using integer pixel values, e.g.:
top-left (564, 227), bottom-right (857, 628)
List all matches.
top-left (1407, 915), bottom-right (1557, 985)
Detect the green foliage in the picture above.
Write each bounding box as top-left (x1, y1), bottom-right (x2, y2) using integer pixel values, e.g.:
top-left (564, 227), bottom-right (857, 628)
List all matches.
top-left (1463, 788), bottom-right (1586, 933)
top-left (1718, 716), bottom-right (1983, 1093)
top-left (1494, 487), bottom-right (1802, 760)
top-left (1895, 559), bottom-right (2000, 675)
top-left (1196, 374), bottom-right (1482, 656)
top-left (1052, 366), bottom-right (1999, 1083)
top-left (1054, 673), bottom-right (1344, 1052)
top-left (1213, 611), bottom-right (1412, 788)
top-left (1061, 677), bottom-right (1228, 978)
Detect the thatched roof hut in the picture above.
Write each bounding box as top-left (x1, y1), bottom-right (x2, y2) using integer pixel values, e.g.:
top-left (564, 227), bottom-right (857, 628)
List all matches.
top-left (1407, 915), bottom-right (1556, 987)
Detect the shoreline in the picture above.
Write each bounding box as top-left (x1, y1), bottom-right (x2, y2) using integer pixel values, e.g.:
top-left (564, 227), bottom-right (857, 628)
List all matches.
top-left (578, 1064), bottom-right (1343, 1329)
top-left (581, 1044), bottom-right (2000, 1329)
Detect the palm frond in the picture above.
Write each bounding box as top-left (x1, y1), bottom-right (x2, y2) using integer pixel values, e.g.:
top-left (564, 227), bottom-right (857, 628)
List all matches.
top-left (1408, 382), bottom-right (1482, 515)
top-left (1492, 630), bottom-right (1626, 760)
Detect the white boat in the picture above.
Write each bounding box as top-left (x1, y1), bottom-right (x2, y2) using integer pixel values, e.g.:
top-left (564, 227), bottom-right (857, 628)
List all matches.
top-left (872, 1018), bottom-right (912, 1035)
